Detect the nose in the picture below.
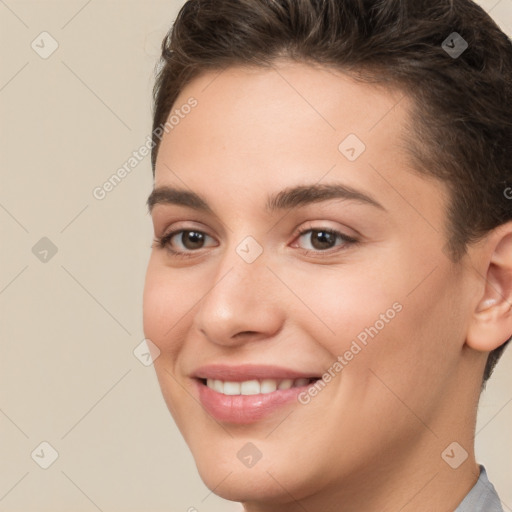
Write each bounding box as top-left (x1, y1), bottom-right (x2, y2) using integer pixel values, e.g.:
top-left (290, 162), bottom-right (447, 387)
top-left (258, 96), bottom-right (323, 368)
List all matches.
top-left (193, 244), bottom-right (285, 347)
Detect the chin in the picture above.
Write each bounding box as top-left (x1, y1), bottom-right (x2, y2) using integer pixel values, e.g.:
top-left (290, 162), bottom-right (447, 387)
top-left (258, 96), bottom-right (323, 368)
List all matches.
top-left (191, 448), bottom-right (323, 505)
top-left (196, 464), bottom-right (293, 504)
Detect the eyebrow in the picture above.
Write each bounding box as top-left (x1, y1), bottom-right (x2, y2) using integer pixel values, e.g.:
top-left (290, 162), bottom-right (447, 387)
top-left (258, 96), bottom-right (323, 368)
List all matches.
top-left (147, 183), bottom-right (386, 213)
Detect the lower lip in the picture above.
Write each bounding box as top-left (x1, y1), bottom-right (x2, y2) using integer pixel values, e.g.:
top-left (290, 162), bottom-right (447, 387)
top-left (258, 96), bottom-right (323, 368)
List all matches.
top-left (196, 380), bottom-right (313, 424)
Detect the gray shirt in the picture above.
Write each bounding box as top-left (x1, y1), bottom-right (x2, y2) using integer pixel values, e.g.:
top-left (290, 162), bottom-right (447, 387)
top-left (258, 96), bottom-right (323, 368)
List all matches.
top-left (454, 465), bottom-right (504, 511)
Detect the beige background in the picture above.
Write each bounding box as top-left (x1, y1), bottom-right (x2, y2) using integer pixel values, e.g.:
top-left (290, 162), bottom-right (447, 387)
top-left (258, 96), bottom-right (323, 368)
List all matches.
top-left (0, 1), bottom-right (511, 511)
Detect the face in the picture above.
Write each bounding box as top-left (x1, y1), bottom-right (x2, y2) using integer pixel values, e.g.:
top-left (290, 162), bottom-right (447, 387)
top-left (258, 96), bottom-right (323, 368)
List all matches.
top-left (143, 62), bottom-right (477, 506)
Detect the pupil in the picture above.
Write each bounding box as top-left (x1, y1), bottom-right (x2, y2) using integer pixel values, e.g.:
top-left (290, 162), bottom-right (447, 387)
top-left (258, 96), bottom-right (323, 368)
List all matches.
top-left (312, 230), bottom-right (335, 250)
top-left (184, 231), bottom-right (204, 249)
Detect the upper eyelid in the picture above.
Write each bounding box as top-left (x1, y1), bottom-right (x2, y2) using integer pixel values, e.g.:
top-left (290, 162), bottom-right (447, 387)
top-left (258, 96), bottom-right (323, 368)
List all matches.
top-left (293, 227), bottom-right (358, 248)
top-left (160, 219), bottom-right (354, 236)
top-left (162, 225), bottom-right (350, 239)
top-left (163, 228), bottom-right (217, 244)
top-left (159, 221), bottom-right (214, 238)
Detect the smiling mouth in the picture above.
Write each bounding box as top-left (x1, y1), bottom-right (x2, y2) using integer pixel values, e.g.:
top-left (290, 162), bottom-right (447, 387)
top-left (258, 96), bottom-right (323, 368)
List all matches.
top-left (194, 367), bottom-right (323, 423)
top-left (200, 377), bottom-right (319, 396)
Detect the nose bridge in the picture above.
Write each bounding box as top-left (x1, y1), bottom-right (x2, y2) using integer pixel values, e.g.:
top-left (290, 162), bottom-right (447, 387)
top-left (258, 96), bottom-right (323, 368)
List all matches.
top-left (204, 237), bottom-right (269, 314)
top-left (212, 232), bottom-right (270, 297)
top-left (193, 236), bottom-right (282, 344)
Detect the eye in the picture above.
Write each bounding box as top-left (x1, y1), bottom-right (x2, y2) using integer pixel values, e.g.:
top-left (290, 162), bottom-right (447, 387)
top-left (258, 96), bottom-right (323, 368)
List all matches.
top-left (294, 228), bottom-right (357, 252)
top-left (154, 226), bottom-right (357, 258)
top-left (156, 229), bottom-right (217, 255)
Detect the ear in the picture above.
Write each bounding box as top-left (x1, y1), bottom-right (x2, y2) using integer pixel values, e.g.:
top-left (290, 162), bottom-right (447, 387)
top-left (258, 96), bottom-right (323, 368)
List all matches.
top-left (466, 222), bottom-right (512, 352)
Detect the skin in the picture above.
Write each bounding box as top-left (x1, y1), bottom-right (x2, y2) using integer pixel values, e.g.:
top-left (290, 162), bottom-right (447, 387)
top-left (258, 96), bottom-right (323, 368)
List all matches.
top-left (143, 61), bottom-right (512, 512)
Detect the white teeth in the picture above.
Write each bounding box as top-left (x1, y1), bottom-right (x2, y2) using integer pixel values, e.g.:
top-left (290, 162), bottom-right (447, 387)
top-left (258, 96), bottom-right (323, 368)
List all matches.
top-left (260, 379), bottom-right (277, 393)
top-left (277, 379), bottom-right (293, 390)
top-left (207, 379), bottom-right (225, 393)
top-left (205, 377), bottom-right (314, 395)
top-left (240, 380), bottom-right (260, 395)
top-left (223, 381), bottom-right (241, 395)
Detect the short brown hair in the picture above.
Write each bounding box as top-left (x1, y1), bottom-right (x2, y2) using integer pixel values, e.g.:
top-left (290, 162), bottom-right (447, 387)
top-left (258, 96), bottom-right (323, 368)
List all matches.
top-left (151, 0), bottom-right (512, 385)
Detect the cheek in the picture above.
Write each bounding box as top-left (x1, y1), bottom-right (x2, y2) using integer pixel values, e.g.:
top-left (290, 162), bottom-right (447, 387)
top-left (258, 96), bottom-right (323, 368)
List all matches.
top-left (349, 266), bottom-right (466, 422)
top-left (286, 265), bottom-right (401, 357)
top-left (142, 261), bottom-right (189, 355)
top-left (143, 262), bottom-right (194, 422)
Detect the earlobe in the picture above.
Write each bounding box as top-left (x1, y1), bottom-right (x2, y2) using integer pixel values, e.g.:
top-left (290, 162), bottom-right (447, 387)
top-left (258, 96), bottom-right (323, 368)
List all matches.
top-left (466, 224), bottom-right (512, 353)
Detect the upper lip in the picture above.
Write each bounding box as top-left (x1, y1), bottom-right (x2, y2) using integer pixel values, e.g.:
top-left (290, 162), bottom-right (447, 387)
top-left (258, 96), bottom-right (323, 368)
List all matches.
top-left (193, 364), bottom-right (320, 382)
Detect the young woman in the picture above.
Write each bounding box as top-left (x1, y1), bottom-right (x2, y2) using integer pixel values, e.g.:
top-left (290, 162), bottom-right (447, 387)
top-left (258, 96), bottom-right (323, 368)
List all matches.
top-left (143, 1), bottom-right (512, 510)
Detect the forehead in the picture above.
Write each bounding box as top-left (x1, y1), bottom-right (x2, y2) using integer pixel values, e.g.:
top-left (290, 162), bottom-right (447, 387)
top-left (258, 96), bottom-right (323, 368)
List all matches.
top-left (156, 61), bottom-right (407, 172)
top-left (154, 61), bottom-right (446, 225)
top-left (167, 62), bottom-right (406, 144)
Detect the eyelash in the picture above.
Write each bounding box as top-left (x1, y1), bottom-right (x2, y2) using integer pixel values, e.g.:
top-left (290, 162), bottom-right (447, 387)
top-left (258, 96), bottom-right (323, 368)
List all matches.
top-left (153, 227), bottom-right (358, 259)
